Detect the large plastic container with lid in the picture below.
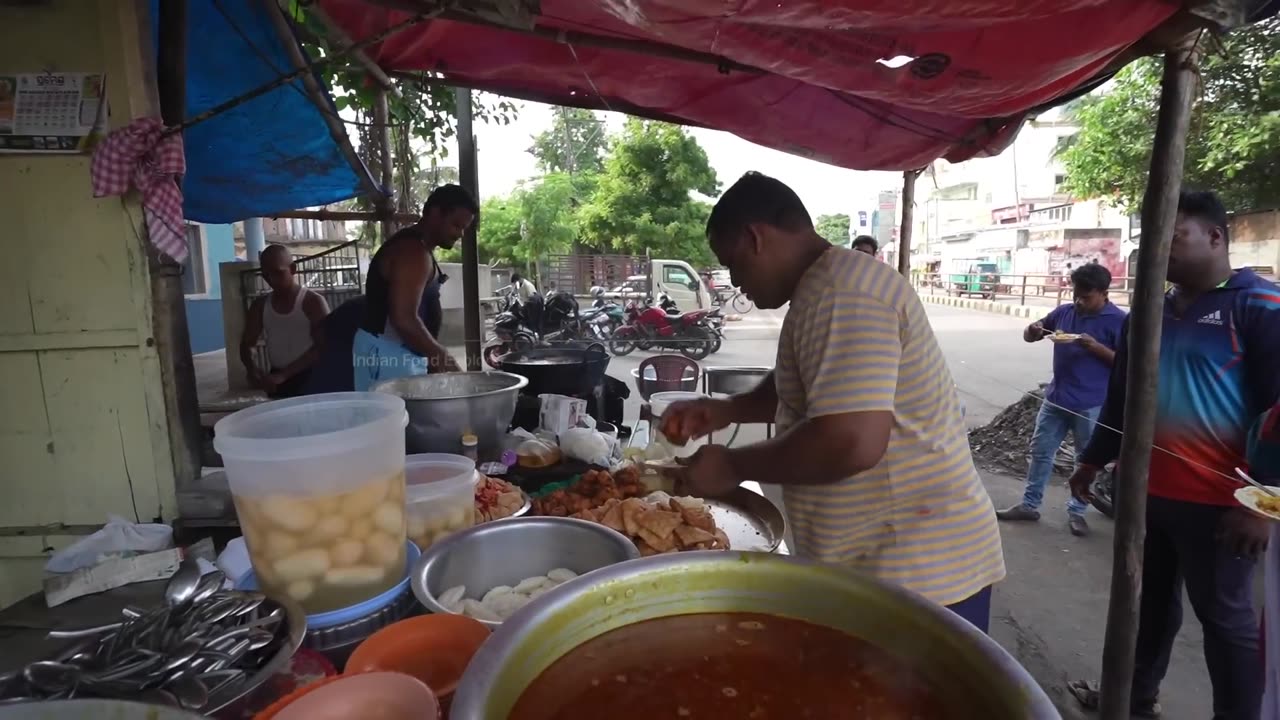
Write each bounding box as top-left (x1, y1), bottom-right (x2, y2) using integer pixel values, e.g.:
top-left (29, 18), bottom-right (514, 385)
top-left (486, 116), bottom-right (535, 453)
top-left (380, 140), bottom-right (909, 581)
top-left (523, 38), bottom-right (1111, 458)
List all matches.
top-left (404, 453), bottom-right (478, 552)
top-left (213, 392), bottom-right (409, 615)
top-left (649, 391), bottom-right (709, 458)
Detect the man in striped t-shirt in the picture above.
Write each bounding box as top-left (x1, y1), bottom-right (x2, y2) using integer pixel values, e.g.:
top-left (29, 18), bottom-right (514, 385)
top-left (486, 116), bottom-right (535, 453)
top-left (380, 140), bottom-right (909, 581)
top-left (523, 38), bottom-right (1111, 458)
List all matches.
top-left (663, 172), bottom-right (1005, 630)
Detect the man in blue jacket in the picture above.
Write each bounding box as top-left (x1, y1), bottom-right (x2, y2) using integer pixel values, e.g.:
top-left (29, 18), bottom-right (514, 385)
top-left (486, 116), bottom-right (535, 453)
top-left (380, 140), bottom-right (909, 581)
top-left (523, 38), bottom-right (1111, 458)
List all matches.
top-left (998, 262), bottom-right (1126, 536)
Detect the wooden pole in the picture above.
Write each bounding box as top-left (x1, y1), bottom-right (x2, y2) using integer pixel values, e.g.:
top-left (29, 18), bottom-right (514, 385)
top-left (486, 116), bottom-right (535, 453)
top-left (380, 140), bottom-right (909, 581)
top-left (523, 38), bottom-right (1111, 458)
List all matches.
top-left (1098, 40), bottom-right (1200, 720)
top-left (261, 0), bottom-right (383, 201)
top-left (897, 169), bottom-right (918, 277)
top-left (456, 88), bottom-right (483, 370)
top-left (373, 88), bottom-right (396, 241)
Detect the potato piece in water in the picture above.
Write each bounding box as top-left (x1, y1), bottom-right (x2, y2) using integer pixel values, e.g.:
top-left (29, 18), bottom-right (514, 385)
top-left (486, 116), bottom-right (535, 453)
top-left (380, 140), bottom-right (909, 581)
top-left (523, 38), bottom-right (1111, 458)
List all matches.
top-left (481, 585), bottom-right (513, 604)
top-left (263, 531), bottom-right (299, 557)
top-left (513, 576), bottom-right (549, 595)
top-left (342, 479), bottom-right (390, 517)
top-left (286, 580), bottom-right (315, 601)
top-left (324, 565), bottom-right (385, 586)
top-left (547, 568), bottom-right (578, 584)
top-left (406, 516), bottom-right (428, 541)
top-left (310, 515), bottom-right (349, 542)
top-left (350, 518), bottom-right (373, 539)
top-left (258, 496), bottom-right (319, 533)
top-left (447, 505), bottom-right (473, 530)
top-left (462, 599), bottom-right (500, 622)
top-left (364, 532), bottom-right (402, 567)
top-left (372, 501), bottom-right (404, 535)
top-left (273, 548), bottom-right (331, 583)
top-left (329, 539), bottom-right (364, 568)
top-left (439, 585), bottom-right (467, 608)
top-left (488, 592), bottom-right (528, 619)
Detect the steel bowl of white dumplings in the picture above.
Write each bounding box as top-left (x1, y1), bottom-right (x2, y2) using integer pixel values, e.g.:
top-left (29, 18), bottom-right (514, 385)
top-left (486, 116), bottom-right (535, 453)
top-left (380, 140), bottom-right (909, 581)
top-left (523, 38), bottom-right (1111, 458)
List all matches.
top-left (409, 516), bottom-right (641, 628)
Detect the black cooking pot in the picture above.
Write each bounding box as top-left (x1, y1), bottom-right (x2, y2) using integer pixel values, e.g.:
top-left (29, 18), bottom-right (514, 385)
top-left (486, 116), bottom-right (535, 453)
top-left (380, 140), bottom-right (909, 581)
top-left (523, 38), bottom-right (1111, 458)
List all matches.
top-left (498, 344), bottom-right (610, 396)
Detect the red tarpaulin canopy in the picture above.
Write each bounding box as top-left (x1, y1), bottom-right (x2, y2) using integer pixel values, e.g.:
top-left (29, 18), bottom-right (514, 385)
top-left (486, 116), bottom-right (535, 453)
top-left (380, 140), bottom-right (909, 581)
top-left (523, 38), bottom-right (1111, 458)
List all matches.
top-left (320, 0), bottom-right (1181, 170)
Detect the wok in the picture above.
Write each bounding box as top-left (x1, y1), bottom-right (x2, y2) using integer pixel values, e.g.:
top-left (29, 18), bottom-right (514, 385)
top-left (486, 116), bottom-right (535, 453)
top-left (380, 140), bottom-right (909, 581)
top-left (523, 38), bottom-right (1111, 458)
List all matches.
top-left (450, 551), bottom-right (1060, 719)
top-left (498, 345), bottom-right (609, 397)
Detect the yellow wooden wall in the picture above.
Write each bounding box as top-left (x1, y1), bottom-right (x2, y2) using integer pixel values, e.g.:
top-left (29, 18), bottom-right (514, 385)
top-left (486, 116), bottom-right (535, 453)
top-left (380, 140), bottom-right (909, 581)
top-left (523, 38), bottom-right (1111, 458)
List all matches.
top-left (0, 0), bottom-right (176, 609)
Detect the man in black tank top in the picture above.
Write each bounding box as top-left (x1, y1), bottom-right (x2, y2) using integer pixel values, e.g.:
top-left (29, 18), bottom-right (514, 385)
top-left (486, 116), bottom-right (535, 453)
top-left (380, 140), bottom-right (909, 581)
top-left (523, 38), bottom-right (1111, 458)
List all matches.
top-left (361, 184), bottom-right (477, 372)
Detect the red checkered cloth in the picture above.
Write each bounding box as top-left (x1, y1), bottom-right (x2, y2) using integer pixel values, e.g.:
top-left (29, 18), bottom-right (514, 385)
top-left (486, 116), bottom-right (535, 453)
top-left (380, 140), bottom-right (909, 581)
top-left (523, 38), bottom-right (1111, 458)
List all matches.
top-left (90, 116), bottom-right (188, 262)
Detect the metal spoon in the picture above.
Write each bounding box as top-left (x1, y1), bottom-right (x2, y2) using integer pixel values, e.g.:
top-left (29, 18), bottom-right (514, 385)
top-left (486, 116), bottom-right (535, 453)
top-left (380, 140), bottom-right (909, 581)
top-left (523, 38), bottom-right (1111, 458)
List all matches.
top-left (167, 673), bottom-right (209, 709)
top-left (190, 571), bottom-right (226, 604)
top-left (1235, 467), bottom-right (1278, 496)
top-left (165, 557), bottom-right (203, 606)
top-left (23, 661), bottom-right (77, 692)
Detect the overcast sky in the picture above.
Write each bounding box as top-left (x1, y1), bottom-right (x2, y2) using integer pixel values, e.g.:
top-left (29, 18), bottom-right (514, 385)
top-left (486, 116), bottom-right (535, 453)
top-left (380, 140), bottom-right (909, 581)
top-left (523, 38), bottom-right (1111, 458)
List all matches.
top-left (469, 96), bottom-right (901, 219)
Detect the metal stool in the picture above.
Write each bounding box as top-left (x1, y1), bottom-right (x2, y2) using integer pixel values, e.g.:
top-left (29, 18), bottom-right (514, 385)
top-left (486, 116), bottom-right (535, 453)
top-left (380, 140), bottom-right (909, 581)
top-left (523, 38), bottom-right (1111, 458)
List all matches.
top-left (703, 366), bottom-right (773, 446)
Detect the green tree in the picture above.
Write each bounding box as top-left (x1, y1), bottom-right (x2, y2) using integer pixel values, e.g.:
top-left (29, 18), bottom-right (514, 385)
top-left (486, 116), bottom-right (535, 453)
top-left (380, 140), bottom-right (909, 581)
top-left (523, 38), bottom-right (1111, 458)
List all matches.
top-left (529, 108), bottom-right (608, 175)
top-left (577, 119), bottom-right (721, 266)
top-left (815, 213), bottom-right (851, 245)
top-left (1059, 18), bottom-right (1280, 212)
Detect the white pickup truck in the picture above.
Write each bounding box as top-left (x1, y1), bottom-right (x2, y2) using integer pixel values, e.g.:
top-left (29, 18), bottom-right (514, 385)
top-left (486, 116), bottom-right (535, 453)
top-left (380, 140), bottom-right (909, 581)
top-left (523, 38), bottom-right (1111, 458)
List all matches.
top-left (606, 259), bottom-right (715, 310)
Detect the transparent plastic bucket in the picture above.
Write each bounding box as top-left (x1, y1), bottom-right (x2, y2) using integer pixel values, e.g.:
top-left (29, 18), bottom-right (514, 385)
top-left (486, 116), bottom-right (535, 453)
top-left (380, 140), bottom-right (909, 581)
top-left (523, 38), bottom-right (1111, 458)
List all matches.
top-left (213, 392), bottom-right (409, 614)
top-left (404, 454), bottom-right (479, 552)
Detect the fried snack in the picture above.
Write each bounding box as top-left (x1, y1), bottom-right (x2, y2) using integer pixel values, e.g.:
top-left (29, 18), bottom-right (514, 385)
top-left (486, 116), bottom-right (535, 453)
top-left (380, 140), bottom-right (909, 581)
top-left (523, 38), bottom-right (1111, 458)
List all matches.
top-left (475, 475), bottom-right (526, 523)
top-left (531, 469), bottom-right (648, 517)
top-left (570, 494), bottom-right (730, 553)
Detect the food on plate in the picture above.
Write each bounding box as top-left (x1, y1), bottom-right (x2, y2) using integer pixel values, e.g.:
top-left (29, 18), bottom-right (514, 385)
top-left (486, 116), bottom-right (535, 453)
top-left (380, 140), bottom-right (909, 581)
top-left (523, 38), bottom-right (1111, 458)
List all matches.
top-left (531, 467), bottom-right (646, 517)
top-left (573, 494), bottom-right (729, 555)
top-left (1258, 492), bottom-right (1280, 515)
top-left (1238, 486), bottom-right (1280, 518)
top-left (474, 475), bottom-right (526, 523)
top-left (509, 612), bottom-right (947, 720)
top-left (438, 568), bottom-right (580, 622)
top-left (1049, 331), bottom-right (1082, 343)
top-left (233, 471), bottom-right (407, 614)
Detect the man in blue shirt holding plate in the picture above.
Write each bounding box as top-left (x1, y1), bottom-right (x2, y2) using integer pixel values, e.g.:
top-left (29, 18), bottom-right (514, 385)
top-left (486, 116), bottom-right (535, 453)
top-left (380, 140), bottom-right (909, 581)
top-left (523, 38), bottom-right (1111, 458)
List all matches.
top-left (998, 262), bottom-right (1127, 536)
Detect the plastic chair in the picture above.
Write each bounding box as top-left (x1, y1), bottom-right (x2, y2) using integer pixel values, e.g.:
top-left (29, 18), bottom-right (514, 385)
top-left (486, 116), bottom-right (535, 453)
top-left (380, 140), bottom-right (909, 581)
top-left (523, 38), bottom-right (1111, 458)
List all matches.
top-left (634, 355), bottom-right (701, 402)
top-left (703, 366), bottom-right (774, 446)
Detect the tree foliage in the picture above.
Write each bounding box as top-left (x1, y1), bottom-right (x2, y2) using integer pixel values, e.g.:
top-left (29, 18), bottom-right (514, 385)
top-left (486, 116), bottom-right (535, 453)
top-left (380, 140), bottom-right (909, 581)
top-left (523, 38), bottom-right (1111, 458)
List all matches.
top-left (815, 213), bottom-right (851, 245)
top-left (1060, 18), bottom-right (1280, 212)
top-left (577, 119), bottom-right (721, 266)
top-left (529, 108), bottom-right (608, 175)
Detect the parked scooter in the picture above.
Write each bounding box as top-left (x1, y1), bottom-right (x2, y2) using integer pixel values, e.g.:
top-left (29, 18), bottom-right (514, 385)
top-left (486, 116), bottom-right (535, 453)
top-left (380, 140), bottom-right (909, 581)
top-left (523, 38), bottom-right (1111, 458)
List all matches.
top-left (578, 287), bottom-right (625, 341)
top-left (609, 296), bottom-right (715, 360)
top-left (483, 292), bottom-right (537, 368)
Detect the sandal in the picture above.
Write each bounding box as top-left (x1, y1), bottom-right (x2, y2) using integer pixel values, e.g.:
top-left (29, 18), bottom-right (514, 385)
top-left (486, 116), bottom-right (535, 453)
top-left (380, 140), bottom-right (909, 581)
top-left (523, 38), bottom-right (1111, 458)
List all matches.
top-left (1066, 680), bottom-right (1161, 717)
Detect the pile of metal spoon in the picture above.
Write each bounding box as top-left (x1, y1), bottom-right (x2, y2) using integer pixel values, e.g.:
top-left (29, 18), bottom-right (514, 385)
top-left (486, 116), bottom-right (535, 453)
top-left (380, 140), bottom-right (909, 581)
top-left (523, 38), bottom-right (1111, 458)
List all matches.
top-left (0, 560), bottom-right (285, 710)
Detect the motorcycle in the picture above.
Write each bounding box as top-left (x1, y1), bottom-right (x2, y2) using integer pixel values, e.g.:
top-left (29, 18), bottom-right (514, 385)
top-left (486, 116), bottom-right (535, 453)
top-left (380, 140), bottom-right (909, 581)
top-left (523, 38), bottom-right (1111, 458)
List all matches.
top-left (608, 297), bottom-right (715, 360)
top-left (655, 294), bottom-right (723, 354)
top-left (578, 298), bottom-right (625, 341)
top-left (483, 293), bottom-right (537, 368)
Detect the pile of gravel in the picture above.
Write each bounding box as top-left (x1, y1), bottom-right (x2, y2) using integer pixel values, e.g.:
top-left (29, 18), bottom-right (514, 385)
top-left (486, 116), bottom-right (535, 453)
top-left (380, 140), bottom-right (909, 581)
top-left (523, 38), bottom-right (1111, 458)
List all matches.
top-left (968, 387), bottom-right (1075, 478)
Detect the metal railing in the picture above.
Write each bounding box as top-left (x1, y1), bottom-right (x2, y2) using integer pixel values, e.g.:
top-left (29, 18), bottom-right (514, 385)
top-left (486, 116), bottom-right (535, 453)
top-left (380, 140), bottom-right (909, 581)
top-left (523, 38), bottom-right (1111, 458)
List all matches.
top-left (911, 271), bottom-right (1137, 308)
top-left (239, 238), bottom-right (364, 315)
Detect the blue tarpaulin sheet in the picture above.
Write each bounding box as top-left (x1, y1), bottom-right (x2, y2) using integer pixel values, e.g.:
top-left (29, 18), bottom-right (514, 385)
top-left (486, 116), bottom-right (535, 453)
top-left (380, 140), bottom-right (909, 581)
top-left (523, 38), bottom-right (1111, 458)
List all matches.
top-left (152, 0), bottom-right (374, 224)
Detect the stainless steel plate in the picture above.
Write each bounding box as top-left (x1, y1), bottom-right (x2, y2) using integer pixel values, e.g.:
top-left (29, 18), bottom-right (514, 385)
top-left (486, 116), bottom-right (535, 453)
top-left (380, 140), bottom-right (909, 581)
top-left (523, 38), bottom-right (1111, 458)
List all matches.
top-left (706, 486), bottom-right (784, 553)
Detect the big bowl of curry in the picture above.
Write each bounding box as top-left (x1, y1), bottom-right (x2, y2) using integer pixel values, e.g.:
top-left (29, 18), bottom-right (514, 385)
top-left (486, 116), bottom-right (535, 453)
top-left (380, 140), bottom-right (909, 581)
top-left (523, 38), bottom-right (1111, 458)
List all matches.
top-left (450, 551), bottom-right (1060, 720)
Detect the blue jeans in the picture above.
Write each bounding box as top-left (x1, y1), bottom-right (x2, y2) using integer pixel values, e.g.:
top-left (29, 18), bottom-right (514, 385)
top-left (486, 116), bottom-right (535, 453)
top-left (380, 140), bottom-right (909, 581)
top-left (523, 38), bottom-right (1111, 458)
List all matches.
top-left (1021, 402), bottom-right (1099, 516)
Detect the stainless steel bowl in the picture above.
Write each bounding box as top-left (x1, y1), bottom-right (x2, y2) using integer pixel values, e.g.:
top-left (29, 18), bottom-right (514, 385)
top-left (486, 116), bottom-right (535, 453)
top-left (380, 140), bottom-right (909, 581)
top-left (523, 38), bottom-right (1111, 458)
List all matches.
top-left (410, 517), bottom-right (641, 629)
top-left (372, 371), bottom-right (528, 456)
top-left (450, 551), bottom-right (1060, 719)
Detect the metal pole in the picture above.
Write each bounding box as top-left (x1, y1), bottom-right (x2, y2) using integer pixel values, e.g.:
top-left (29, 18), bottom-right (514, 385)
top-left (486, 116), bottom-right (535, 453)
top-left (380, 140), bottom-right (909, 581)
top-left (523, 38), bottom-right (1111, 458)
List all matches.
top-left (456, 88), bottom-right (483, 370)
top-left (244, 217), bottom-right (266, 257)
top-left (897, 170), bottom-right (918, 277)
top-left (373, 89), bottom-right (396, 241)
top-left (1098, 40), bottom-right (1200, 720)
top-left (153, 0), bottom-right (203, 500)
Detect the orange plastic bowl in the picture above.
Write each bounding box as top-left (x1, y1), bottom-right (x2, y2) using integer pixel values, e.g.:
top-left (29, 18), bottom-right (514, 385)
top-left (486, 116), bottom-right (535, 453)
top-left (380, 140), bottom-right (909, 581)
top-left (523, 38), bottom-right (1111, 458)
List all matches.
top-left (259, 672), bottom-right (438, 720)
top-left (346, 613), bottom-right (491, 708)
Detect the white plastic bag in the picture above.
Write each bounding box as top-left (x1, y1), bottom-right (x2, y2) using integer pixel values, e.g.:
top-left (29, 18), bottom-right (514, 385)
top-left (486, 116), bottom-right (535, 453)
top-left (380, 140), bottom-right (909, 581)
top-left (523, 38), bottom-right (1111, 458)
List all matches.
top-left (44, 515), bottom-right (174, 574)
top-left (561, 427), bottom-right (613, 467)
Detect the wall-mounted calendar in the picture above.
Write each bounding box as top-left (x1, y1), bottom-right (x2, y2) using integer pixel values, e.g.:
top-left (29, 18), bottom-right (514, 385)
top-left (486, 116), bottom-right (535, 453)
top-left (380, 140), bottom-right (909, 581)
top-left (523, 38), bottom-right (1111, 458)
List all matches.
top-left (0, 72), bottom-right (108, 154)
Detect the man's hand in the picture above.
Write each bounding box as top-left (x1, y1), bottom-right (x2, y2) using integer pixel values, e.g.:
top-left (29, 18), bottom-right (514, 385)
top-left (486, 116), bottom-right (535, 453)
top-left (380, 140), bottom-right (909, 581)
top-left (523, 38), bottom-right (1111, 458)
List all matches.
top-left (1217, 509), bottom-right (1269, 560)
top-left (1075, 333), bottom-right (1098, 349)
top-left (675, 445), bottom-right (740, 498)
top-left (1069, 465), bottom-right (1099, 503)
top-left (1025, 321), bottom-right (1051, 342)
top-left (659, 398), bottom-right (734, 446)
top-left (248, 368), bottom-right (276, 394)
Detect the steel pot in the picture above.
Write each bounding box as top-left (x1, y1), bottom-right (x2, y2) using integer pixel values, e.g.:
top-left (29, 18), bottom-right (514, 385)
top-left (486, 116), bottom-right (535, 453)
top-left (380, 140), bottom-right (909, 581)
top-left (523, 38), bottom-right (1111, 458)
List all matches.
top-left (498, 346), bottom-right (609, 397)
top-left (451, 551), bottom-right (1060, 719)
top-left (372, 371), bottom-right (527, 456)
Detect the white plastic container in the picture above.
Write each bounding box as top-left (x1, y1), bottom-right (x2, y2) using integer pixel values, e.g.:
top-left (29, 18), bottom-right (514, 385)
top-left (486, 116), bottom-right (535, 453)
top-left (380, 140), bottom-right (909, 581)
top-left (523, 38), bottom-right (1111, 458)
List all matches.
top-left (404, 453), bottom-right (479, 552)
top-left (213, 392), bottom-right (409, 614)
top-left (649, 391), bottom-right (710, 459)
